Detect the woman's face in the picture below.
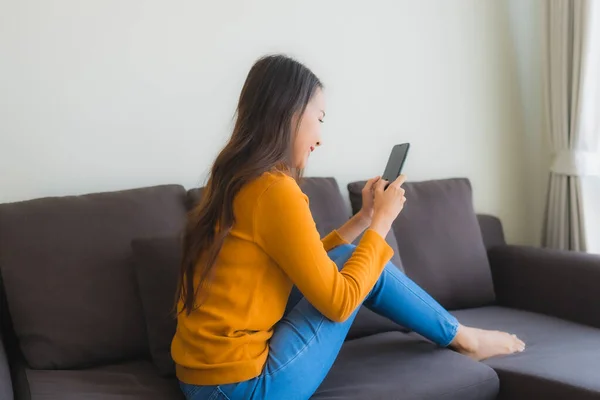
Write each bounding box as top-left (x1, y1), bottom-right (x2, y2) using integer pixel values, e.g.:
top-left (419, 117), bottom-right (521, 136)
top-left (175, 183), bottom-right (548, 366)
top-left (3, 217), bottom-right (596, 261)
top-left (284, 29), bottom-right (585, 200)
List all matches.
top-left (292, 88), bottom-right (325, 169)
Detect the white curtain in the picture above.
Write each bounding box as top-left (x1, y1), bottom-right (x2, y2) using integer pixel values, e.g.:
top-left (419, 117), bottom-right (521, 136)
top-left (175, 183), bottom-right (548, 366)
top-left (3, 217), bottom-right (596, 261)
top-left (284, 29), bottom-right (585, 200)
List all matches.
top-left (542, 0), bottom-right (600, 251)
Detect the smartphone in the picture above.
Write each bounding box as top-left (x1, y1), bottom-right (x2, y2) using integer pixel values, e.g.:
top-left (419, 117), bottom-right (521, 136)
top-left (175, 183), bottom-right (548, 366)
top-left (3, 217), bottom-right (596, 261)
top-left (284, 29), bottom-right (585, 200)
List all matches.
top-left (382, 143), bottom-right (410, 183)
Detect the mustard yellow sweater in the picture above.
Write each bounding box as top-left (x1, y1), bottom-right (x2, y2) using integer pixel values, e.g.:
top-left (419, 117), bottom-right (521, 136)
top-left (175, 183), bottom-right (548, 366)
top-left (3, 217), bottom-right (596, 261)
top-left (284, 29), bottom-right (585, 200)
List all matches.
top-left (172, 171), bottom-right (393, 385)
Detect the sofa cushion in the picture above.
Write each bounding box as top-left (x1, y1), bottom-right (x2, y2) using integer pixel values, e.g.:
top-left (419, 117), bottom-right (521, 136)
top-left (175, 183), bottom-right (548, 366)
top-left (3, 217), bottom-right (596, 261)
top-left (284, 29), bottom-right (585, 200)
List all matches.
top-left (453, 306), bottom-right (600, 400)
top-left (17, 336), bottom-right (498, 400)
top-left (19, 360), bottom-right (184, 400)
top-left (313, 331), bottom-right (499, 399)
top-left (132, 236), bottom-right (181, 377)
top-left (186, 187), bottom-right (204, 210)
top-left (0, 185), bottom-right (188, 369)
top-left (349, 178), bottom-right (495, 310)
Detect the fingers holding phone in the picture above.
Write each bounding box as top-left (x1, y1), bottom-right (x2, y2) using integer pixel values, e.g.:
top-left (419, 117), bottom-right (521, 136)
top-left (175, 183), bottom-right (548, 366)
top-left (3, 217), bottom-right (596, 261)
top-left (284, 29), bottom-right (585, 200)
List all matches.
top-left (374, 174), bottom-right (407, 224)
top-left (358, 176), bottom-right (381, 220)
top-left (369, 143), bottom-right (410, 237)
top-left (388, 174), bottom-right (407, 190)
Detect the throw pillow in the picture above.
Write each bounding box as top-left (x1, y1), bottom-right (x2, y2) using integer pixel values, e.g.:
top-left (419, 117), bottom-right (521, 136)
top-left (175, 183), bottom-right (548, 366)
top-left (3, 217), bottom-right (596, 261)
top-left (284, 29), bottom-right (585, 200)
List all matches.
top-left (131, 236), bottom-right (181, 376)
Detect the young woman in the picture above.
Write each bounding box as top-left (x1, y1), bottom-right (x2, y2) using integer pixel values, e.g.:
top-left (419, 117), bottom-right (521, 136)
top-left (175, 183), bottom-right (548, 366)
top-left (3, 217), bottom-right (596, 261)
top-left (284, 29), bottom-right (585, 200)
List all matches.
top-left (172, 55), bottom-right (525, 400)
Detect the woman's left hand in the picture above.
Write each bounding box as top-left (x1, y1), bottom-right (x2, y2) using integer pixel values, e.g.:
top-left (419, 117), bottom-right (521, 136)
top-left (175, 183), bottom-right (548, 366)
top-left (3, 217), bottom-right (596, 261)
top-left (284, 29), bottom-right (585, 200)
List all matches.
top-left (357, 176), bottom-right (380, 223)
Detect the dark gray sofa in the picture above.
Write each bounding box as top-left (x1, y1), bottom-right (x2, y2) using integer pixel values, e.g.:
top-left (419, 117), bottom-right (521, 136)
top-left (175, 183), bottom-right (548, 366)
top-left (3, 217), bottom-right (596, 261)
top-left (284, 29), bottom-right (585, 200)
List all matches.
top-left (1, 177), bottom-right (599, 400)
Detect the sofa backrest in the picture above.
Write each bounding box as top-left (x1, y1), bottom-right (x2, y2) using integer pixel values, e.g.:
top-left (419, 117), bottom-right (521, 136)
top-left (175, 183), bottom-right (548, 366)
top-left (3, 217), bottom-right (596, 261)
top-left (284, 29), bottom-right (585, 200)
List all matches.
top-left (0, 185), bottom-right (188, 370)
top-left (348, 178), bottom-right (497, 310)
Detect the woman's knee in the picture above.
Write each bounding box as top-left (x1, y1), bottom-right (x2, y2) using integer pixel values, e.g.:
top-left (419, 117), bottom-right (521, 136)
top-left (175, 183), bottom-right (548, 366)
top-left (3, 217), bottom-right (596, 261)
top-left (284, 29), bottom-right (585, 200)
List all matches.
top-left (334, 243), bottom-right (356, 252)
top-left (327, 244), bottom-right (356, 264)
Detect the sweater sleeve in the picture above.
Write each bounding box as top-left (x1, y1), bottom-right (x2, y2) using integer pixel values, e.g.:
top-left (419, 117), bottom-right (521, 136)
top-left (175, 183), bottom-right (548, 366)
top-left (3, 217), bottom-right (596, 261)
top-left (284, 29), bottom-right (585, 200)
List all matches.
top-left (321, 230), bottom-right (349, 252)
top-left (253, 178), bottom-right (394, 322)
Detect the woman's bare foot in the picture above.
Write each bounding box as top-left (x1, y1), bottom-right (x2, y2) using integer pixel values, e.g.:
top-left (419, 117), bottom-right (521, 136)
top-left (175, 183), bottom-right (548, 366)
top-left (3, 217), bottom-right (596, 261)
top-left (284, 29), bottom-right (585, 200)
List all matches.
top-left (449, 325), bottom-right (526, 361)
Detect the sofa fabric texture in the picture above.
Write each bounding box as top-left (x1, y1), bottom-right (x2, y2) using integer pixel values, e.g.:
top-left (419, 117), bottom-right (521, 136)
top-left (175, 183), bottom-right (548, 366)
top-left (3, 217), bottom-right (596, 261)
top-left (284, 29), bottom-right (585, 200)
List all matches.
top-left (0, 185), bottom-right (188, 369)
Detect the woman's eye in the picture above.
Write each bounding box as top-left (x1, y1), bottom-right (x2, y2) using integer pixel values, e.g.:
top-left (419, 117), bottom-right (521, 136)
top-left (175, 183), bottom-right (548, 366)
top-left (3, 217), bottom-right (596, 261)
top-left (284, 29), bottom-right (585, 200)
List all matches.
top-left (318, 119), bottom-right (324, 124)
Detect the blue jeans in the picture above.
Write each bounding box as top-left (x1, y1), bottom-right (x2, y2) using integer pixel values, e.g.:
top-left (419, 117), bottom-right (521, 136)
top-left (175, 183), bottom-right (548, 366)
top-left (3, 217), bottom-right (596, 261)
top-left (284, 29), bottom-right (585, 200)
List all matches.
top-left (179, 244), bottom-right (459, 400)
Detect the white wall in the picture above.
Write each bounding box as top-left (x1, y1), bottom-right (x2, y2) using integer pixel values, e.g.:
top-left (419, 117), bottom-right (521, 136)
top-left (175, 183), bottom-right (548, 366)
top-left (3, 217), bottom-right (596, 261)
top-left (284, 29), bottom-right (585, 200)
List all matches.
top-left (0, 0), bottom-right (531, 244)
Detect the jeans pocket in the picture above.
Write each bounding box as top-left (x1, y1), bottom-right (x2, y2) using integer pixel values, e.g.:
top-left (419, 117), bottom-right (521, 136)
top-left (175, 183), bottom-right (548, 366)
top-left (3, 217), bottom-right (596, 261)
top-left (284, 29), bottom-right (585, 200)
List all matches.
top-left (179, 382), bottom-right (227, 400)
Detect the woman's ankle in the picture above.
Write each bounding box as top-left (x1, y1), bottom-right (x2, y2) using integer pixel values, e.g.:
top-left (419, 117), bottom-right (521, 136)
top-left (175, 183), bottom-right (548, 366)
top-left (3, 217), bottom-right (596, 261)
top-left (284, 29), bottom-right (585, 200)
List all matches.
top-left (449, 325), bottom-right (478, 353)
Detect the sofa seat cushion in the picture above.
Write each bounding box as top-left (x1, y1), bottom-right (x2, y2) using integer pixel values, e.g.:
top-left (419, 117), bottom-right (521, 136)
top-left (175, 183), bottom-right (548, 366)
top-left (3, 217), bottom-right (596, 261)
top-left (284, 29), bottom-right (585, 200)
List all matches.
top-left (17, 335), bottom-right (498, 400)
top-left (19, 360), bottom-right (184, 400)
top-left (313, 331), bottom-right (498, 400)
top-left (453, 306), bottom-right (600, 399)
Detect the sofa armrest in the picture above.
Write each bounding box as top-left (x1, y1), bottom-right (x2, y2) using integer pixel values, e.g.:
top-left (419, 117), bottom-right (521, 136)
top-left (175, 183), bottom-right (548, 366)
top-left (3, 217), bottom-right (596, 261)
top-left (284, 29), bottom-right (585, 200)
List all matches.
top-left (476, 214), bottom-right (506, 251)
top-left (490, 245), bottom-right (600, 329)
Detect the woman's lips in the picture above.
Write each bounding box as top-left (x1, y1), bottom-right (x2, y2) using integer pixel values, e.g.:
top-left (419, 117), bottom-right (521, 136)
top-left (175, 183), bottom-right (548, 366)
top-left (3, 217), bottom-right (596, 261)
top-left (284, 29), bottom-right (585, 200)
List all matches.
top-left (310, 146), bottom-right (315, 152)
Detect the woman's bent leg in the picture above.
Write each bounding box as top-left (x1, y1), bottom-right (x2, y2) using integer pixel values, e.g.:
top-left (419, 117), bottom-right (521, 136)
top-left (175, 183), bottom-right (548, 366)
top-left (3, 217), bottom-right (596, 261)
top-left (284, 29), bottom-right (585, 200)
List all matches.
top-left (327, 245), bottom-right (459, 346)
top-left (181, 245), bottom-right (362, 400)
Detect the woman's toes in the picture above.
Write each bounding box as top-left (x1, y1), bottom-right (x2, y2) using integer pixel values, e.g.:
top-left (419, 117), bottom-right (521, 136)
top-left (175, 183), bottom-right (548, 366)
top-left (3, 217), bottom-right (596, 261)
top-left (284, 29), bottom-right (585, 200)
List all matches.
top-left (503, 333), bottom-right (523, 354)
top-left (513, 336), bottom-right (525, 352)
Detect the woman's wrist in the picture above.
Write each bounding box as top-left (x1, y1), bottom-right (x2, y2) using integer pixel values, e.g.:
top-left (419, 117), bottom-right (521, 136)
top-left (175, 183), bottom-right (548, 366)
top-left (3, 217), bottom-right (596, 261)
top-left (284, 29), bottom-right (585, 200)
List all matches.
top-left (354, 210), bottom-right (372, 227)
top-left (369, 212), bottom-right (392, 239)
top-left (336, 210), bottom-right (373, 244)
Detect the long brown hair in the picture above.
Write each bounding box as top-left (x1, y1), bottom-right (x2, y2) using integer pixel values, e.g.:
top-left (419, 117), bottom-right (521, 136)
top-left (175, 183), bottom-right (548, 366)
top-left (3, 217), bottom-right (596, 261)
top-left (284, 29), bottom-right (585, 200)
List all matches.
top-left (177, 55), bottom-right (322, 315)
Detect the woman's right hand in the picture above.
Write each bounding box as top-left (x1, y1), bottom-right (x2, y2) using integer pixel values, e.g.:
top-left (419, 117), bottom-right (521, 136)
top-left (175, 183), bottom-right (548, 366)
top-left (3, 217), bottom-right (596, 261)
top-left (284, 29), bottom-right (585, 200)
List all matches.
top-left (369, 175), bottom-right (407, 237)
